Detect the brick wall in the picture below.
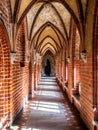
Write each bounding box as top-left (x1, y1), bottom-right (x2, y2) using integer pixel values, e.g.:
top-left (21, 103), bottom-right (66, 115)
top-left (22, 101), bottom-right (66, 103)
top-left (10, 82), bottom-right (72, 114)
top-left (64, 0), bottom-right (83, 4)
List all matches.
top-left (80, 51), bottom-right (94, 130)
top-left (79, 2), bottom-right (97, 130)
top-left (0, 0), bottom-right (11, 34)
top-left (93, 2), bottom-right (98, 108)
top-left (10, 22), bottom-right (29, 122)
top-left (0, 21), bottom-right (10, 129)
top-left (65, 22), bottom-right (94, 129)
top-left (29, 53), bottom-right (33, 98)
top-left (59, 16), bottom-right (94, 130)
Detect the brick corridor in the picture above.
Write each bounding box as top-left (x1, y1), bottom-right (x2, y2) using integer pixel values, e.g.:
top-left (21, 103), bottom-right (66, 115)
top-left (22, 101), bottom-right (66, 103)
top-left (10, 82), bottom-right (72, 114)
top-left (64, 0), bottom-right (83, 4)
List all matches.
top-left (7, 77), bottom-right (88, 130)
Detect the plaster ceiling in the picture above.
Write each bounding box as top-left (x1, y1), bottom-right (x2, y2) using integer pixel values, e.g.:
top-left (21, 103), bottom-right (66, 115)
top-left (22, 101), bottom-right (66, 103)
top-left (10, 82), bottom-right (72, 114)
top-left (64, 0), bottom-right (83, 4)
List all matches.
top-left (10, 0), bottom-right (16, 15)
top-left (18, 0), bottom-right (32, 21)
top-left (27, 3), bottom-right (43, 37)
top-left (29, 3), bottom-right (66, 40)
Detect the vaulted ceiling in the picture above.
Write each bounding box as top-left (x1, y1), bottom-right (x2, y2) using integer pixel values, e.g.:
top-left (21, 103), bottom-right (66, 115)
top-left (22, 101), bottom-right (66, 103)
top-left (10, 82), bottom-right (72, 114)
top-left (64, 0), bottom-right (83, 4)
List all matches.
top-left (10, 0), bottom-right (88, 56)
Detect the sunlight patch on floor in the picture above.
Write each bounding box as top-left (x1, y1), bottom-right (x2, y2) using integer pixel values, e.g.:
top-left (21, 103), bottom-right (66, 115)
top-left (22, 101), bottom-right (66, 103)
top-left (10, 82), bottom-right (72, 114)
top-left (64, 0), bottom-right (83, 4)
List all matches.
top-left (38, 107), bottom-right (60, 113)
top-left (21, 128), bottom-right (40, 130)
top-left (39, 93), bottom-right (59, 97)
top-left (29, 101), bottom-right (61, 113)
top-left (9, 126), bottom-right (41, 130)
top-left (9, 126), bottom-right (19, 130)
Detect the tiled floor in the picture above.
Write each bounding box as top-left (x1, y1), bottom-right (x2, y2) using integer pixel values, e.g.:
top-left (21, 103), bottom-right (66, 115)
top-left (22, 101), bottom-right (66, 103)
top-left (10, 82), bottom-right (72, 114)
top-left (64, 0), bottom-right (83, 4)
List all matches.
top-left (7, 77), bottom-right (88, 130)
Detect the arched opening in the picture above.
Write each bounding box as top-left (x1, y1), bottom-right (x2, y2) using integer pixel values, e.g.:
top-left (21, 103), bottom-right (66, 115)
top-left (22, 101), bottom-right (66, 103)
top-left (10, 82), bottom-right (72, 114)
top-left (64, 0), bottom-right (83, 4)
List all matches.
top-left (42, 51), bottom-right (55, 77)
top-left (45, 59), bottom-right (51, 76)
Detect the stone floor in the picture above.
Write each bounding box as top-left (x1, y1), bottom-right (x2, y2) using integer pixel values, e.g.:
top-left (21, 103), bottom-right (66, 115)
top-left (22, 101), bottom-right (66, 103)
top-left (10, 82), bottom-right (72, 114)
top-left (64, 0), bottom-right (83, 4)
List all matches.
top-left (7, 77), bottom-right (88, 130)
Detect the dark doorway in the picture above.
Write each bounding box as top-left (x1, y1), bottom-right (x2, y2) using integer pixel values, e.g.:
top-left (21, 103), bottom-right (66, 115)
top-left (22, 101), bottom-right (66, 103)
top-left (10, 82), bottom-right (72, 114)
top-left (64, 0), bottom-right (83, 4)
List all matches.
top-left (45, 59), bottom-right (51, 76)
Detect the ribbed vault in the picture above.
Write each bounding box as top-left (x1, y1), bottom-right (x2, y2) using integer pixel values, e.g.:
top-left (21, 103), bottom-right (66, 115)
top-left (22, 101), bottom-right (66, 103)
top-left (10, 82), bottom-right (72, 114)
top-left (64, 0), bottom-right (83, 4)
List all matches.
top-left (31, 21), bottom-right (65, 56)
top-left (9, 0), bottom-right (88, 56)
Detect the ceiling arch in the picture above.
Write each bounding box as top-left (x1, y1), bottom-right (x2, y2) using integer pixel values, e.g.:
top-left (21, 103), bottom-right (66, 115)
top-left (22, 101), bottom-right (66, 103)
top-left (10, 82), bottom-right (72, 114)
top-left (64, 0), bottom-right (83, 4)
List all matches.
top-left (41, 46), bottom-right (56, 56)
top-left (15, 0), bottom-right (86, 41)
top-left (32, 22), bottom-right (64, 49)
top-left (14, 0), bottom-right (80, 27)
top-left (31, 21), bottom-right (68, 49)
top-left (36, 35), bottom-right (61, 50)
top-left (9, 0), bottom-right (88, 54)
top-left (42, 48), bottom-right (55, 56)
top-left (43, 49), bottom-right (55, 57)
top-left (40, 43), bottom-right (57, 55)
top-left (30, 3), bottom-right (67, 41)
top-left (35, 26), bottom-right (62, 48)
top-left (29, 3), bottom-right (69, 41)
top-left (36, 36), bottom-right (60, 53)
top-left (27, 2), bottom-right (44, 38)
top-left (39, 42), bottom-right (58, 54)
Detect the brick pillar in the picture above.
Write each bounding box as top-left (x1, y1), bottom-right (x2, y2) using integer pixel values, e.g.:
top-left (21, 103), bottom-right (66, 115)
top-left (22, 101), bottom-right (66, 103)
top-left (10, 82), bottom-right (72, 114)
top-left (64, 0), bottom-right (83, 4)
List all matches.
top-left (68, 21), bottom-right (76, 102)
top-left (68, 58), bottom-right (74, 101)
top-left (33, 62), bottom-right (39, 91)
top-left (34, 62), bottom-right (37, 91)
top-left (55, 57), bottom-right (59, 78)
top-left (72, 60), bottom-right (80, 95)
top-left (0, 22), bottom-right (11, 129)
top-left (61, 48), bottom-right (66, 88)
top-left (37, 55), bottom-right (42, 84)
top-left (93, 2), bottom-right (98, 122)
top-left (38, 59), bottom-right (42, 81)
top-left (29, 55), bottom-right (33, 99)
top-left (59, 53), bottom-right (62, 83)
top-left (36, 63), bottom-right (39, 87)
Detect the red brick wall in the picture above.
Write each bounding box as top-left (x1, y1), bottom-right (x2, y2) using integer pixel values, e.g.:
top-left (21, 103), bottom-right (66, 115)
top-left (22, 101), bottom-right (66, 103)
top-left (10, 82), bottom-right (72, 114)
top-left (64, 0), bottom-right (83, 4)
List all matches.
top-left (74, 29), bottom-right (80, 86)
top-left (74, 60), bottom-right (80, 85)
top-left (0, 21), bottom-right (10, 129)
top-left (80, 51), bottom-right (94, 129)
top-left (93, 2), bottom-right (98, 108)
top-left (29, 54), bottom-right (33, 98)
top-left (10, 22), bottom-right (29, 122)
top-left (0, 0), bottom-right (11, 32)
top-left (66, 22), bottom-right (94, 129)
top-left (79, 2), bottom-right (98, 130)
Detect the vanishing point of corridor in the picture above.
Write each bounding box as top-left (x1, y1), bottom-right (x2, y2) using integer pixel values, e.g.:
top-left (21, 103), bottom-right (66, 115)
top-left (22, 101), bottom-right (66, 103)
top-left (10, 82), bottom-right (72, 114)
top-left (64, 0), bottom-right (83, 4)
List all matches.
top-left (7, 77), bottom-right (88, 130)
